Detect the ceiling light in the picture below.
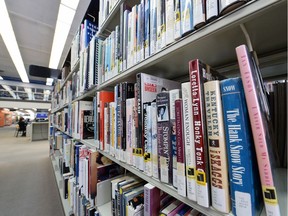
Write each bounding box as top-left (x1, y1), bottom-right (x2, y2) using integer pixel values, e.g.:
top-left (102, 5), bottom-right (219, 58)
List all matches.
top-left (0, 0), bottom-right (29, 83)
top-left (48, 1), bottom-right (79, 70)
top-left (46, 78), bottom-right (54, 86)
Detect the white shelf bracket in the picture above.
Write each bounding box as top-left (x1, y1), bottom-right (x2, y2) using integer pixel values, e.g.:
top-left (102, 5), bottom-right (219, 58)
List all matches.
top-left (240, 23), bottom-right (259, 66)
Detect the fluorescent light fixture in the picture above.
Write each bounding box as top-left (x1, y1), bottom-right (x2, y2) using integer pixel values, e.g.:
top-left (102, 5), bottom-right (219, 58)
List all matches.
top-left (48, 0), bottom-right (79, 70)
top-left (43, 90), bottom-right (51, 101)
top-left (14, 107), bottom-right (18, 109)
top-left (0, 0), bottom-right (29, 83)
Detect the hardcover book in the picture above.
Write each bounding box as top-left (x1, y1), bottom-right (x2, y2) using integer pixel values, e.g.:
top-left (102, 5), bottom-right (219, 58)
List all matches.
top-left (206, 0), bottom-right (219, 22)
top-left (221, 77), bottom-right (263, 216)
top-left (236, 44), bottom-right (280, 216)
top-left (143, 102), bottom-right (153, 176)
top-left (159, 199), bottom-right (185, 216)
top-left (193, 0), bottom-right (206, 29)
top-left (144, 183), bottom-right (160, 216)
top-left (151, 102), bottom-right (159, 179)
top-left (150, 0), bottom-right (157, 55)
top-left (175, 99), bottom-right (187, 197)
top-left (181, 82), bottom-right (197, 201)
top-left (204, 80), bottom-right (230, 213)
top-left (144, 0), bottom-right (150, 58)
top-left (189, 59), bottom-right (225, 207)
top-left (156, 91), bottom-right (172, 184)
top-left (126, 98), bottom-right (135, 165)
top-left (174, 0), bottom-right (182, 40)
top-left (169, 89), bottom-right (181, 188)
top-left (165, 0), bottom-right (175, 45)
top-left (181, 0), bottom-right (194, 35)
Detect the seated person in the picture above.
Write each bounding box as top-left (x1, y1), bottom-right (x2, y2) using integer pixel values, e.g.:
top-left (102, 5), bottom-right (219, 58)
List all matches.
top-left (18, 117), bottom-right (27, 137)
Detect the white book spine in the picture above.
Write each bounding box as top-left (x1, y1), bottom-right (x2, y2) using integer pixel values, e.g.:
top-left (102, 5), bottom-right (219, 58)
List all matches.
top-left (206, 0), bottom-right (219, 20)
top-left (156, 0), bottom-right (162, 52)
top-left (150, 0), bottom-right (157, 55)
top-left (174, 0), bottom-right (181, 40)
top-left (110, 102), bottom-right (116, 156)
top-left (169, 89), bottom-right (181, 188)
top-left (165, 0), bottom-right (174, 45)
top-left (151, 102), bottom-right (159, 179)
top-left (144, 104), bottom-right (153, 176)
top-left (126, 98), bottom-right (134, 165)
top-left (181, 82), bottom-right (197, 201)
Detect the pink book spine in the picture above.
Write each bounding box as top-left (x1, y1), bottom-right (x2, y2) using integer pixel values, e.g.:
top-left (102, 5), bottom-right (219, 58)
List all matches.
top-left (236, 45), bottom-right (280, 215)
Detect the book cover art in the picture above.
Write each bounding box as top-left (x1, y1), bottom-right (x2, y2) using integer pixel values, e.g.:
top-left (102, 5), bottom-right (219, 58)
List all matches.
top-left (236, 44), bottom-right (280, 215)
top-left (181, 82), bottom-right (197, 201)
top-left (82, 110), bottom-right (94, 140)
top-left (189, 59), bottom-right (225, 207)
top-left (204, 80), bottom-right (230, 213)
top-left (221, 77), bottom-right (263, 216)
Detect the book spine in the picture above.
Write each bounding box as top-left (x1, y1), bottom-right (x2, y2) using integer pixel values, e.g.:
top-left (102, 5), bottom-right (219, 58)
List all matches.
top-left (169, 89), bottom-right (181, 188)
top-left (123, 10), bottom-right (129, 71)
top-left (110, 102), bottom-right (116, 156)
top-left (204, 80), bottom-right (230, 213)
top-left (151, 102), bottom-right (159, 179)
top-left (116, 84), bottom-right (122, 159)
top-left (150, 0), bottom-right (157, 55)
top-left (189, 59), bottom-right (210, 207)
top-left (144, 185), bottom-right (151, 216)
top-left (144, 184), bottom-right (160, 216)
top-left (174, 0), bottom-right (182, 40)
top-left (206, 0), bottom-right (219, 21)
top-left (192, 0), bottom-right (206, 28)
top-left (175, 99), bottom-right (187, 197)
top-left (144, 0), bottom-right (150, 59)
top-left (221, 77), bottom-right (263, 216)
top-left (137, 4), bottom-right (142, 63)
top-left (181, 0), bottom-right (194, 35)
top-left (156, 0), bottom-right (162, 52)
top-left (236, 45), bottom-right (280, 215)
top-left (133, 82), bottom-right (139, 167)
top-left (126, 98), bottom-right (135, 165)
top-left (143, 102), bottom-right (153, 176)
top-left (157, 92), bottom-right (172, 184)
top-left (165, 0), bottom-right (174, 45)
top-left (104, 103), bottom-right (109, 151)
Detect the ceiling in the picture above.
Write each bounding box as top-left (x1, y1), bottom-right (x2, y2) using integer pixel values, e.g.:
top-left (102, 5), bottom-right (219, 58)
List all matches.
top-left (0, 0), bottom-right (92, 85)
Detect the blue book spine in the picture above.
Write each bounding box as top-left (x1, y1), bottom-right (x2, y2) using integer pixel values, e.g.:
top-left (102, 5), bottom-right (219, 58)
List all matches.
top-left (221, 77), bottom-right (263, 216)
top-left (84, 19), bottom-right (97, 48)
top-left (180, 0), bottom-right (193, 35)
top-left (75, 145), bottom-right (81, 184)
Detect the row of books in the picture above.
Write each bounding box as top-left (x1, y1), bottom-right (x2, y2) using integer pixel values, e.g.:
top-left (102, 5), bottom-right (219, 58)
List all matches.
top-left (71, 19), bottom-right (98, 70)
top-left (110, 175), bottom-right (206, 216)
top-left (98, 0), bottom-right (119, 28)
top-left (96, 0), bottom-right (249, 83)
top-left (53, 132), bottom-right (126, 216)
top-left (91, 45), bottom-right (280, 215)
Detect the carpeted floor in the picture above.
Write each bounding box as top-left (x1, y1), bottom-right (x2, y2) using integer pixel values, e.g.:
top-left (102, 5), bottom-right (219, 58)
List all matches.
top-left (0, 125), bottom-right (64, 216)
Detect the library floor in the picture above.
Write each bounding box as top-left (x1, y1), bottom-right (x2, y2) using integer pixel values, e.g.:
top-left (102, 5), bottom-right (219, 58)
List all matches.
top-left (0, 125), bottom-right (64, 216)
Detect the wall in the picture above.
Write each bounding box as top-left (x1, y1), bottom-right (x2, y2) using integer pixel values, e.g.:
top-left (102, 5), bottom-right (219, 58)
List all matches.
top-left (0, 109), bottom-right (12, 127)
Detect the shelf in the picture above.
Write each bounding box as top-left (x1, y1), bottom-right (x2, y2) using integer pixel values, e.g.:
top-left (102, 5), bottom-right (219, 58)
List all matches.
top-left (52, 103), bottom-right (69, 114)
top-left (97, 0), bottom-right (287, 91)
top-left (97, 0), bottom-right (124, 36)
top-left (74, 138), bottom-right (97, 149)
top-left (71, 58), bottom-right (80, 73)
top-left (59, 71), bottom-right (74, 92)
top-left (50, 153), bottom-right (73, 216)
top-left (71, 87), bottom-right (97, 103)
top-left (97, 149), bottom-right (226, 216)
top-left (97, 201), bottom-right (112, 216)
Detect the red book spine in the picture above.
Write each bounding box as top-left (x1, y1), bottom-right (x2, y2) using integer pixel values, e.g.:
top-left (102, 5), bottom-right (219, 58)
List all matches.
top-left (189, 59), bottom-right (210, 208)
top-left (99, 91), bottom-right (115, 150)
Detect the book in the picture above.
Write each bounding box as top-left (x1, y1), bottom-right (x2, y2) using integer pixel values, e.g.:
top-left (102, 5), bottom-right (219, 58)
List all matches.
top-left (143, 102), bottom-right (153, 176)
top-left (144, 183), bottom-right (161, 216)
top-left (221, 77), bottom-right (263, 216)
top-left (206, 0), bottom-right (219, 22)
top-left (136, 73), bottom-right (180, 171)
top-left (174, 0), bottom-right (182, 40)
top-left (181, 0), bottom-right (193, 35)
top-left (126, 98), bottom-right (135, 165)
top-left (175, 99), bottom-right (187, 197)
top-left (189, 59), bottom-right (225, 208)
top-left (193, 0), bottom-right (206, 29)
top-left (169, 89), bottom-right (181, 188)
top-left (219, 0), bottom-right (247, 15)
top-left (175, 204), bottom-right (192, 216)
top-left (204, 80), bottom-right (230, 213)
top-left (157, 91), bottom-right (172, 184)
top-left (98, 91), bottom-right (115, 150)
top-left (124, 186), bottom-right (145, 216)
top-left (159, 199), bottom-right (185, 216)
top-left (150, 0), bottom-right (157, 55)
top-left (151, 102), bottom-right (159, 179)
top-left (79, 101), bottom-right (93, 140)
top-left (165, 0), bottom-right (175, 45)
top-left (144, 0), bottom-right (150, 58)
top-left (181, 82), bottom-right (197, 201)
top-left (83, 19), bottom-right (97, 49)
top-left (236, 44), bottom-right (280, 215)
